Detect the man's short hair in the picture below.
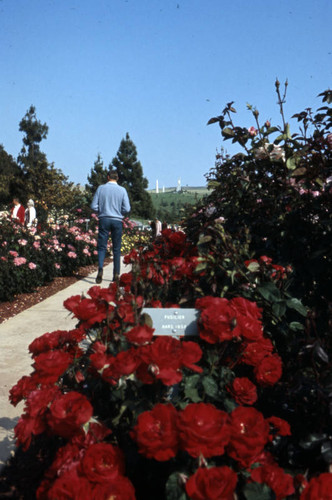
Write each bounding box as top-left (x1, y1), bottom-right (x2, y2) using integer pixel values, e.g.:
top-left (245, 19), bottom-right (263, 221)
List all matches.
top-left (108, 171), bottom-right (119, 181)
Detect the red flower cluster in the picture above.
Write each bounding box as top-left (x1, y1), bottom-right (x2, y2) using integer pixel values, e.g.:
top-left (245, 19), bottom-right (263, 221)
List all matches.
top-left (131, 402), bottom-right (289, 469)
top-left (91, 335), bottom-right (203, 387)
top-left (185, 466), bottom-right (238, 500)
top-left (36, 426), bottom-right (135, 500)
top-left (196, 295), bottom-right (282, 387)
top-left (123, 229), bottom-right (202, 295)
top-left (196, 296), bottom-right (263, 343)
top-left (14, 389), bottom-right (93, 450)
top-left (245, 255), bottom-right (292, 281)
top-left (300, 473), bottom-right (332, 499)
top-left (250, 464), bottom-right (295, 499)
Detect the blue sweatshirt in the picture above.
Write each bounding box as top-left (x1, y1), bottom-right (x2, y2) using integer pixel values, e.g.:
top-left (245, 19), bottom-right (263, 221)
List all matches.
top-left (91, 182), bottom-right (131, 219)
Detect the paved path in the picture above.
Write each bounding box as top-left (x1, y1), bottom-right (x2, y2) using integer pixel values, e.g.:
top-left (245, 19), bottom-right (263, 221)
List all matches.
top-left (0, 259), bottom-right (130, 467)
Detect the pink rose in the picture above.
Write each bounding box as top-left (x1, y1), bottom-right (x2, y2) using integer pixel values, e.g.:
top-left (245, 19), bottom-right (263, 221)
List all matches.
top-left (248, 126), bottom-right (258, 136)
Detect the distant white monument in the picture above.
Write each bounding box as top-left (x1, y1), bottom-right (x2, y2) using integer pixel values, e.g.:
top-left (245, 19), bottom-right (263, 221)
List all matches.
top-left (156, 180), bottom-right (159, 194)
top-left (162, 186), bottom-right (165, 193)
top-left (176, 178), bottom-right (181, 192)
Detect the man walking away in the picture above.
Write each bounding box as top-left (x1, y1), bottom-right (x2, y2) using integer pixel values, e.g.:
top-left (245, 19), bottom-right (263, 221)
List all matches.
top-left (91, 171), bottom-right (131, 284)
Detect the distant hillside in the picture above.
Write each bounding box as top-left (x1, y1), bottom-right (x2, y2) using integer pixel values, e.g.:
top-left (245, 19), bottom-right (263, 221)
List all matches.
top-left (147, 187), bottom-right (209, 223)
top-left (147, 186), bottom-right (209, 195)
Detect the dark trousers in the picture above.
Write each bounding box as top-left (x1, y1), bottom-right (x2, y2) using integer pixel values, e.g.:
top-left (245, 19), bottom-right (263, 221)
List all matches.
top-left (97, 217), bottom-right (123, 277)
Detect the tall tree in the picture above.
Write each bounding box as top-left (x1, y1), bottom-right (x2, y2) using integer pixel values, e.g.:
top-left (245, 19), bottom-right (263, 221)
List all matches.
top-left (0, 145), bottom-right (22, 206)
top-left (110, 133), bottom-right (155, 218)
top-left (16, 105), bottom-right (86, 215)
top-left (17, 105), bottom-right (50, 200)
top-left (85, 153), bottom-right (108, 203)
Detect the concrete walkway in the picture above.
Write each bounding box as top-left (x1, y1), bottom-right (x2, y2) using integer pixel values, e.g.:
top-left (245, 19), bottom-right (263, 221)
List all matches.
top-left (0, 259), bottom-right (130, 467)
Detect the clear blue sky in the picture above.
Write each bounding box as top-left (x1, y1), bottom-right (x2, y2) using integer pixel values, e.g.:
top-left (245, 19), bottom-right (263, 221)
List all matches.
top-left (0, 0), bottom-right (331, 189)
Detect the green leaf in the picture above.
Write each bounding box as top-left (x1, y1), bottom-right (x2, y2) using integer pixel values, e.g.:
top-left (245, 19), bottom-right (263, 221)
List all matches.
top-left (165, 473), bottom-right (187, 500)
top-left (289, 321), bottom-right (305, 331)
top-left (202, 376), bottom-right (219, 398)
top-left (257, 282), bottom-right (281, 302)
top-left (222, 127), bottom-right (235, 138)
top-left (243, 482), bottom-right (275, 500)
top-left (207, 116), bottom-right (222, 125)
top-left (286, 298), bottom-right (308, 317)
top-left (286, 156), bottom-right (297, 170)
top-left (272, 300), bottom-right (287, 317)
top-left (223, 398), bottom-right (237, 412)
top-left (184, 375), bottom-right (202, 403)
top-left (247, 261), bottom-right (260, 272)
top-left (292, 166), bottom-right (307, 176)
top-left (195, 262), bottom-right (207, 273)
top-left (299, 433), bottom-right (328, 450)
top-left (198, 235), bottom-right (212, 244)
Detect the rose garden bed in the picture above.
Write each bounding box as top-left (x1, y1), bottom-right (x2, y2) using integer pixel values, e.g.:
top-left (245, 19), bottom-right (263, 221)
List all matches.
top-left (0, 86), bottom-right (331, 499)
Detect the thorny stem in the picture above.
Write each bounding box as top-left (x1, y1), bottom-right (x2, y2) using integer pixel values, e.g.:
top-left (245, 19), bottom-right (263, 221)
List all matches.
top-left (275, 78), bottom-right (288, 131)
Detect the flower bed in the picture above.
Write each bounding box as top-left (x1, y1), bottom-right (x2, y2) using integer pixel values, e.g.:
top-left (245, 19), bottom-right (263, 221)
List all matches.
top-left (3, 226), bottom-right (330, 499)
top-left (0, 215), bottom-right (149, 302)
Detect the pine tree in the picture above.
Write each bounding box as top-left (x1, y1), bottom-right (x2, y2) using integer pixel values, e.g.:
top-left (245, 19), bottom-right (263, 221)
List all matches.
top-left (85, 154), bottom-right (108, 202)
top-left (110, 133), bottom-right (154, 218)
top-left (17, 106), bottom-right (85, 213)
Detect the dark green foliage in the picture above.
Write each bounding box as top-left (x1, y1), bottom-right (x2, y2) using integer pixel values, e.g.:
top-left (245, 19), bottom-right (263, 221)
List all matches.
top-left (0, 145), bottom-right (22, 206)
top-left (85, 153), bottom-right (108, 203)
top-left (110, 133), bottom-right (155, 219)
top-left (182, 83), bottom-right (332, 474)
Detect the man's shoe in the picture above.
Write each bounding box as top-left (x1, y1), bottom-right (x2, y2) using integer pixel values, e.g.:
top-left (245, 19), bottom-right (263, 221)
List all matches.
top-left (96, 268), bottom-right (103, 284)
top-left (112, 273), bottom-right (119, 282)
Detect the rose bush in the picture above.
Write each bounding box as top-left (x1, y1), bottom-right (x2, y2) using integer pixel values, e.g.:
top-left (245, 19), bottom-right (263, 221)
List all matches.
top-left (0, 214), bottom-right (149, 301)
top-left (3, 223), bottom-right (331, 498)
top-left (2, 87), bottom-right (331, 498)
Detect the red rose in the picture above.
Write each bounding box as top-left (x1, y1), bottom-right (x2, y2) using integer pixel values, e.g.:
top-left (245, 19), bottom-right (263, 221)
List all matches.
top-left (241, 338), bottom-right (274, 366)
top-left (254, 354), bottom-right (282, 386)
top-left (230, 297), bottom-right (263, 341)
top-left (29, 328), bottom-right (85, 355)
top-left (45, 442), bottom-right (82, 479)
top-left (130, 403), bottom-right (179, 461)
top-left (165, 229), bottom-right (187, 249)
top-left (63, 296), bottom-right (107, 326)
top-left (181, 341), bottom-right (203, 373)
top-left (92, 475), bottom-right (136, 500)
top-left (9, 375), bottom-right (38, 406)
top-left (227, 406), bottom-right (270, 466)
top-left (15, 414), bottom-right (46, 450)
top-left (48, 470), bottom-right (93, 500)
top-left (26, 386), bottom-right (60, 418)
top-left (47, 392), bottom-right (93, 439)
top-left (125, 324), bottom-right (155, 345)
top-left (102, 349), bottom-right (139, 384)
top-left (196, 297), bottom-right (240, 344)
top-left (229, 377), bottom-right (258, 405)
top-left (139, 336), bottom-right (183, 386)
top-left (230, 297), bottom-right (262, 320)
top-left (300, 473), bottom-right (332, 499)
top-left (267, 416), bottom-right (291, 437)
top-left (80, 443), bottom-right (125, 483)
top-left (33, 350), bottom-right (73, 384)
top-left (178, 403), bottom-right (230, 458)
top-left (123, 247), bottom-right (139, 264)
top-left (87, 285), bottom-right (117, 303)
top-left (119, 272), bottom-right (133, 290)
top-left (89, 341), bottom-right (108, 370)
top-left (185, 466), bottom-right (238, 500)
top-left (251, 464), bottom-right (295, 500)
